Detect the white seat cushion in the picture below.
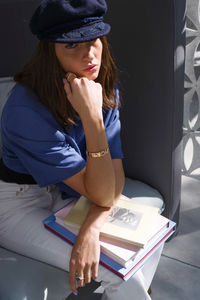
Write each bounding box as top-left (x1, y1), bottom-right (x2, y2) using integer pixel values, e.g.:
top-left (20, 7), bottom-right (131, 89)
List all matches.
top-left (123, 177), bottom-right (165, 213)
top-left (0, 179), bottom-right (164, 299)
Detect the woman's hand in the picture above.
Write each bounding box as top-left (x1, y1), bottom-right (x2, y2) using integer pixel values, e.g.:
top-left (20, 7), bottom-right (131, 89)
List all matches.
top-left (69, 226), bottom-right (101, 294)
top-left (63, 75), bottom-right (103, 121)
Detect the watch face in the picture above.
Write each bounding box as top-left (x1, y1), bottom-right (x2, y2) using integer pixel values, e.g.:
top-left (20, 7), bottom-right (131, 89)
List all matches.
top-left (0, 0), bottom-right (40, 77)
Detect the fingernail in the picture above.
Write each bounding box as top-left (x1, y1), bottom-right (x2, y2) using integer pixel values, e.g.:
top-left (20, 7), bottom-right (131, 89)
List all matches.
top-left (73, 292), bottom-right (78, 296)
top-left (62, 78), bottom-right (66, 85)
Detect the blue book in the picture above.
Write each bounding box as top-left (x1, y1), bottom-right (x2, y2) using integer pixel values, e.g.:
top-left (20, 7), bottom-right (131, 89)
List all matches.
top-left (43, 212), bottom-right (176, 281)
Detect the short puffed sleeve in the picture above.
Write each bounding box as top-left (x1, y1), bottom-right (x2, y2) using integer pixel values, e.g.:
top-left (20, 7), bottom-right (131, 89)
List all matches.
top-left (2, 105), bottom-right (86, 187)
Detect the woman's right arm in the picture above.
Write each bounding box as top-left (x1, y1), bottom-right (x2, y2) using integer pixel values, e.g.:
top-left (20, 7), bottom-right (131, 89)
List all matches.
top-left (62, 77), bottom-right (125, 292)
top-left (63, 77), bottom-right (118, 208)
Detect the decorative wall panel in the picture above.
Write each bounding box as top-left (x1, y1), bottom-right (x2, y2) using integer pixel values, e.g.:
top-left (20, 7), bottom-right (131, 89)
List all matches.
top-left (183, 0), bottom-right (200, 179)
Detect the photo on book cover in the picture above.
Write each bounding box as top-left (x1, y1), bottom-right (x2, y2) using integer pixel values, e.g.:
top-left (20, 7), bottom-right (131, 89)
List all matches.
top-left (106, 206), bottom-right (142, 230)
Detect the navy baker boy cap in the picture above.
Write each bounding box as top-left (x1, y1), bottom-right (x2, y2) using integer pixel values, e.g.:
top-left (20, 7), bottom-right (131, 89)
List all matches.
top-left (30, 0), bottom-right (111, 43)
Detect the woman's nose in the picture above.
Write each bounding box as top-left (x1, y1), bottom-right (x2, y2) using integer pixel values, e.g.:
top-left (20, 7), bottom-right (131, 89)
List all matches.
top-left (82, 42), bottom-right (95, 60)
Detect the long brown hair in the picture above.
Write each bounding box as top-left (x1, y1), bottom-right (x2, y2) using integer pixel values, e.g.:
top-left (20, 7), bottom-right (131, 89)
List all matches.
top-left (14, 36), bottom-right (119, 128)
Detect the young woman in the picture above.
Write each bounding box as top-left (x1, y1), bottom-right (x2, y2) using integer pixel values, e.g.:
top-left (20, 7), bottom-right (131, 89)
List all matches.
top-left (0, 0), bottom-right (163, 299)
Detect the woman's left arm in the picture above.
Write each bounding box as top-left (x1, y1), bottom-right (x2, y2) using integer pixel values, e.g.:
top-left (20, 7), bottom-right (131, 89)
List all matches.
top-left (69, 158), bottom-right (125, 294)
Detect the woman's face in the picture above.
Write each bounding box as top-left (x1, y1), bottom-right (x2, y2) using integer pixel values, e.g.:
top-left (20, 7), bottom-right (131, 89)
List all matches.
top-left (54, 38), bottom-right (103, 81)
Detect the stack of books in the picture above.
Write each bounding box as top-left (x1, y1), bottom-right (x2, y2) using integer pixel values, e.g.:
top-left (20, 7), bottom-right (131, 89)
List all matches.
top-left (43, 195), bottom-right (176, 280)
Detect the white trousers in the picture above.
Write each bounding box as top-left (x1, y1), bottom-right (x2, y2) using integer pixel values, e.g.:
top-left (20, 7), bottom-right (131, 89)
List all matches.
top-left (0, 180), bottom-right (163, 300)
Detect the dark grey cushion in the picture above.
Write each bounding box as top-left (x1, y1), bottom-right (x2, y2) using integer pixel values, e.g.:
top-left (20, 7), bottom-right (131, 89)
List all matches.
top-left (0, 0), bottom-right (186, 225)
top-left (105, 0), bottom-right (186, 225)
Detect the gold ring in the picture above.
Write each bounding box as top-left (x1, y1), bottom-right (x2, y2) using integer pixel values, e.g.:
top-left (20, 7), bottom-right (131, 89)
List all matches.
top-left (66, 72), bottom-right (77, 82)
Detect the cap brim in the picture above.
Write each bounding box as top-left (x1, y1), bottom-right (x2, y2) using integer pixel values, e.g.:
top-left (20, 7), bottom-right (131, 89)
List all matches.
top-left (38, 22), bottom-right (111, 43)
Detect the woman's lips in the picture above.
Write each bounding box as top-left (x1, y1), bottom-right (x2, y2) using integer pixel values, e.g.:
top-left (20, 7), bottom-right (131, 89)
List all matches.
top-left (83, 64), bottom-right (97, 72)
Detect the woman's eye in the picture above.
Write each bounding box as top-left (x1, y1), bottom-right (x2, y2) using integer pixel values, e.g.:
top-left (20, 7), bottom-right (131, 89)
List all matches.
top-left (65, 43), bottom-right (77, 49)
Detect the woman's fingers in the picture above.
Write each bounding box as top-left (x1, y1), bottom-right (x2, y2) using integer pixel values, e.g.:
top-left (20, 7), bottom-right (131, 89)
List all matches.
top-left (76, 267), bottom-right (85, 287)
top-left (69, 261), bottom-right (96, 293)
top-left (63, 78), bottom-right (72, 95)
top-left (65, 72), bottom-right (77, 92)
top-left (84, 264), bottom-right (92, 284)
top-left (66, 72), bottom-right (77, 82)
top-left (69, 259), bottom-right (78, 294)
top-left (62, 73), bottom-right (103, 119)
top-left (68, 232), bottom-right (101, 295)
top-left (63, 72), bottom-right (78, 97)
top-left (76, 260), bottom-right (85, 288)
top-left (91, 262), bottom-right (99, 280)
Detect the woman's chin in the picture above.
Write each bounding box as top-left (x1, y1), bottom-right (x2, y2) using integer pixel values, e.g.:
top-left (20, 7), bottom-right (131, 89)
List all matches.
top-left (68, 70), bottom-right (99, 81)
top-left (85, 72), bottom-right (99, 81)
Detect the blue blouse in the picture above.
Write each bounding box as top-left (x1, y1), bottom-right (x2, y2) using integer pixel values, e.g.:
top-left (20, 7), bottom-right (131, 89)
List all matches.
top-left (1, 84), bottom-right (124, 198)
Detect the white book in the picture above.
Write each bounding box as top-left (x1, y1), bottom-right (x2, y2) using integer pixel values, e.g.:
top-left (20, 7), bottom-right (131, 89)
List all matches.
top-left (55, 195), bottom-right (170, 266)
top-left (56, 195), bottom-right (169, 248)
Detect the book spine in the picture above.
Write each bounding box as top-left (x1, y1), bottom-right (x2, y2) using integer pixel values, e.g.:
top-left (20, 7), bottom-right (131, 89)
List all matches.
top-left (123, 226), bottom-right (176, 280)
